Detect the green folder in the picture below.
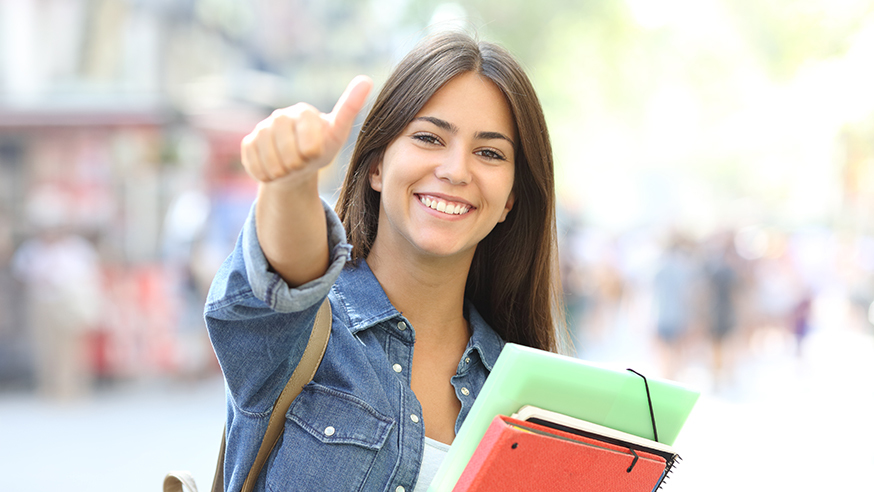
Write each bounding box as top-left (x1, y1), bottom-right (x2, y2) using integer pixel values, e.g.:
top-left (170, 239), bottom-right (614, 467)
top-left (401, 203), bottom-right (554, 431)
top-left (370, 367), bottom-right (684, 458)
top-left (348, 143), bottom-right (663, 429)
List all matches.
top-left (429, 343), bottom-right (700, 491)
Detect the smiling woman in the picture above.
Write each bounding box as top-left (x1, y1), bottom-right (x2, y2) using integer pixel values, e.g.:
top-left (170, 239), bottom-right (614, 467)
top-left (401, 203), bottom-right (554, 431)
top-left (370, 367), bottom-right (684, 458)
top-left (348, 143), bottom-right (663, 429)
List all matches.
top-left (339, 32), bottom-right (561, 351)
top-left (205, 30), bottom-right (563, 491)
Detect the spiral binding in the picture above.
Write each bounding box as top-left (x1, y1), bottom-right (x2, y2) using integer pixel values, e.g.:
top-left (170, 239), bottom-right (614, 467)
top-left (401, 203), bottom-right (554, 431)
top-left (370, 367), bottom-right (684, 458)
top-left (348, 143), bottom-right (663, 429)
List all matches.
top-left (655, 455), bottom-right (682, 490)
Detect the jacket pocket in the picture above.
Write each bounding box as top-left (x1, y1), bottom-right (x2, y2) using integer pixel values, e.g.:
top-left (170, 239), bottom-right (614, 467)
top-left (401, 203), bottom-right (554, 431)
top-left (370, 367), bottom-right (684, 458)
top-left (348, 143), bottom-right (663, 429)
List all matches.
top-left (264, 383), bottom-right (395, 491)
top-left (288, 383), bottom-right (394, 448)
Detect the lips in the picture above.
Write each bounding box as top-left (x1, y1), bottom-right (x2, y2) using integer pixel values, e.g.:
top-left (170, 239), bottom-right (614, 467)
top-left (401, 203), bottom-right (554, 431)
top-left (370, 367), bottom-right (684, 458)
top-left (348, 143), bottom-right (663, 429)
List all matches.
top-left (416, 194), bottom-right (473, 215)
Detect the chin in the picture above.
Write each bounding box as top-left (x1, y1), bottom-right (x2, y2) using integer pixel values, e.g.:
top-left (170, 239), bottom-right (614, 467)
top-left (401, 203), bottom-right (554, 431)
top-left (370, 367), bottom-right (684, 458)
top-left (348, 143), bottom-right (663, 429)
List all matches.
top-left (413, 239), bottom-right (474, 260)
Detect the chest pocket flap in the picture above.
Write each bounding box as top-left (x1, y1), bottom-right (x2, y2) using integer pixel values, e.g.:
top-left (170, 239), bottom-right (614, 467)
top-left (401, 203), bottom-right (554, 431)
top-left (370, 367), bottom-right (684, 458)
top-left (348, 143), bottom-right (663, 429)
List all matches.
top-left (288, 384), bottom-right (394, 450)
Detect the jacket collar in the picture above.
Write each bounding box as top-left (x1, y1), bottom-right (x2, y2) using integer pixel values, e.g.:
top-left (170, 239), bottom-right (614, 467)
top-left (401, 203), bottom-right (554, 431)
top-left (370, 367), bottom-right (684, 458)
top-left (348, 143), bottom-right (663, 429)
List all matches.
top-left (333, 259), bottom-right (504, 370)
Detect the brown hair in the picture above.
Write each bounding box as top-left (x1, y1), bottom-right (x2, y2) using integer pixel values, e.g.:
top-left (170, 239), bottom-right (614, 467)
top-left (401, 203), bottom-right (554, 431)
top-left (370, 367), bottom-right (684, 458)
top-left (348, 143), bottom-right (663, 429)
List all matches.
top-left (336, 31), bottom-right (563, 353)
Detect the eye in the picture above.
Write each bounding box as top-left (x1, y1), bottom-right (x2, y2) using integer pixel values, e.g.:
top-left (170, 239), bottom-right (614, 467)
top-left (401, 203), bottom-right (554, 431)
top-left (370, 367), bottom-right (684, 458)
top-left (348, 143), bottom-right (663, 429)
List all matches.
top-left (412, 133), bottom-right (442, 146)
top-left (475, 148), bottom-right (507, 161)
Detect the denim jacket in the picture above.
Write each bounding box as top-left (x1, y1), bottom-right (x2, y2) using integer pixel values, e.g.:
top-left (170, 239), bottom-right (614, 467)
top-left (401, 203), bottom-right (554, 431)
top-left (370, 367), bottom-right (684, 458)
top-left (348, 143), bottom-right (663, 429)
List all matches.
top-left (205, 200), bottom-right (505, 492)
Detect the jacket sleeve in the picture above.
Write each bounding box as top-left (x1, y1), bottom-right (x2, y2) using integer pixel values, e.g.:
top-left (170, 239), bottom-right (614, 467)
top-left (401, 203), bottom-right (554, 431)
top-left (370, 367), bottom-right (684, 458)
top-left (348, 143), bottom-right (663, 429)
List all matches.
top-left (204, 198), bottom-right (351, 414)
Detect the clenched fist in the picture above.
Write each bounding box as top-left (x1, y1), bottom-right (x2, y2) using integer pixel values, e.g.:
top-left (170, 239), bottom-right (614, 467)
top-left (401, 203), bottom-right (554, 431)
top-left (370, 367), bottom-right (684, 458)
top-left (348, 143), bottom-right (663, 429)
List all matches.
top-left (241, 75), bottom-right (373, 183)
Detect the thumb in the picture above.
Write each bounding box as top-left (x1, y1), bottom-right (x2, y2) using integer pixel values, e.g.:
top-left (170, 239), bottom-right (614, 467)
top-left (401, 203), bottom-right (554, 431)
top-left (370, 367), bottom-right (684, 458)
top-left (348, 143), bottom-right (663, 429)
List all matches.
top-left (326, 75), bottom-right (373, 142)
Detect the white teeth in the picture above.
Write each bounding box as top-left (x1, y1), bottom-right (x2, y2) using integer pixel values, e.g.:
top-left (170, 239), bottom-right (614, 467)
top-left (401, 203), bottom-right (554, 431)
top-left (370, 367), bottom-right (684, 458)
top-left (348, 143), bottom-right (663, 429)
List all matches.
top-left (419, 196), bottom-right (469, 215)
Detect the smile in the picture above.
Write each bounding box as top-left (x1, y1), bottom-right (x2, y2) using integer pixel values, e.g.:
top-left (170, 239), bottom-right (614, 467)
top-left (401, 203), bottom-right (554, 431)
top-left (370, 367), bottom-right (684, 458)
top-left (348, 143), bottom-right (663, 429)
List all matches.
top-left (417, 194), bottom-right (472, 215)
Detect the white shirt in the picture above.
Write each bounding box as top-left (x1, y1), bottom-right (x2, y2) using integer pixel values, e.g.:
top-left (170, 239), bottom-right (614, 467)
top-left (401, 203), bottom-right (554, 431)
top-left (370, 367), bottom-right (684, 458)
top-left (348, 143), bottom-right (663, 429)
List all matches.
top-left (414, 437), bottom-right (451, 492)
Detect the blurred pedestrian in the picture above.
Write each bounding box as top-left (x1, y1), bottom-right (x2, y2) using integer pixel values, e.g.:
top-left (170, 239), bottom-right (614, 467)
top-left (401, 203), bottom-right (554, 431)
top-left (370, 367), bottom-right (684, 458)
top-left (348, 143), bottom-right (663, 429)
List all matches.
top-left (0, 209), bottom-right (18, 381)
top-left (790, 292), bottom-right (812, 357)
top-left (704, 233), bottom-right (740, 389)
top-left (652, 234), bottom-right (696, 380)
top-left (11, 187), bottom-right (103, 400)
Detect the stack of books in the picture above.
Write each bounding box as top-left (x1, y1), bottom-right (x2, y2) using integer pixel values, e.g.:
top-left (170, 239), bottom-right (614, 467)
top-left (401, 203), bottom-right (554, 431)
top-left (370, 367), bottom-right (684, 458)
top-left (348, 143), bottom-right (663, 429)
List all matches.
top-left (428, 344), bottom-right (700, 492)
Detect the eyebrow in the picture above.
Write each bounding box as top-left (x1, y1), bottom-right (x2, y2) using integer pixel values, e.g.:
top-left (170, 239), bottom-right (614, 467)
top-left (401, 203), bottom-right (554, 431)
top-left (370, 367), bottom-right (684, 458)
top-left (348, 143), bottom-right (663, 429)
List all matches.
top-left (414, 116), bottom-right (515, 147)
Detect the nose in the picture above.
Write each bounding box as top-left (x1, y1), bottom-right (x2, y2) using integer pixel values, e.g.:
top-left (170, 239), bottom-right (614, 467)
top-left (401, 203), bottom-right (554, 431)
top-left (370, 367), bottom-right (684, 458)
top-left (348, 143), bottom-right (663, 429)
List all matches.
top-left (435, 147), bottom-right (472, 185)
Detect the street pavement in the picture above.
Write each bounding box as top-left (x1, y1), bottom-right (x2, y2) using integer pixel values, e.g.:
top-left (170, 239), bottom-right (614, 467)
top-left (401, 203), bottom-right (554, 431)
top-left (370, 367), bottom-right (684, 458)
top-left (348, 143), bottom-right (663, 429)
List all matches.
top-left (0, 376), bottom-right (226, 491)
top-left (668, 325), bottom-right (874, 492)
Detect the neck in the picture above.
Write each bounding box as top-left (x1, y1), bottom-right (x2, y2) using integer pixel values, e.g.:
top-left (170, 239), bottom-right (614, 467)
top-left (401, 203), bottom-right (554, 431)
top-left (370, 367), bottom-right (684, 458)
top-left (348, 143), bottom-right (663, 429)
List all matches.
top-left (366, 247), bottom-right (472, 343)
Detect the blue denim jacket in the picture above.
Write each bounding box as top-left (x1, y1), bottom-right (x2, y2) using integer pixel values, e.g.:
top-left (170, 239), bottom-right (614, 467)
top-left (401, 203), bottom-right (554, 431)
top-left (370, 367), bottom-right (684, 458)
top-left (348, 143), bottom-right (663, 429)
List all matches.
top-left (205, 200), bottom-right (505, 492)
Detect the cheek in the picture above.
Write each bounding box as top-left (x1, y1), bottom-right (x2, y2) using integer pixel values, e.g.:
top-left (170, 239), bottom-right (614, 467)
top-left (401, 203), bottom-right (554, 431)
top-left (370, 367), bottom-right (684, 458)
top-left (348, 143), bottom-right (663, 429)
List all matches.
top-left (379, 148), bottom-right (428, 190)
top-left (494, 167), bottom-right (515, 220)
top-left (487, 167), bottom-right (515, 204)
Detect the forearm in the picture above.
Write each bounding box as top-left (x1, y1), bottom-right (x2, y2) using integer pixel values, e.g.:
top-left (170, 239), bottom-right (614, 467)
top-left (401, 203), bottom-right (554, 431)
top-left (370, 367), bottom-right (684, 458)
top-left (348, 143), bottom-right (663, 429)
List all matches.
top-left (255, 170), bottom-right (329, 288)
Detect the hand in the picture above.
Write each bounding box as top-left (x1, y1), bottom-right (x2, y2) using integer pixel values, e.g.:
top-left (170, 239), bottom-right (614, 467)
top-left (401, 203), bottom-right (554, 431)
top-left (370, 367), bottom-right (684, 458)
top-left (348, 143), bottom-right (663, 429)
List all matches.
top-left (241, 75), bottom-right (373, 183)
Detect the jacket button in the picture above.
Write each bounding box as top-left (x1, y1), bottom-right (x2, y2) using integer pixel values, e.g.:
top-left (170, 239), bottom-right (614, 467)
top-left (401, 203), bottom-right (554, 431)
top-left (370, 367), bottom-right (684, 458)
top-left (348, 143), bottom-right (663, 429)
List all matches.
top-left (397, 321), bottom-right (407, 331)
top-left (324, 426), bottom-right (335, 436)
top-left (461, 387), bottom-right (470, 396)
top-left (410, 414), bottom-right (419, 423)
top-left (396, 487), bottom-right (405, 492)
top-left (392, 364), bottom-right (402, 373)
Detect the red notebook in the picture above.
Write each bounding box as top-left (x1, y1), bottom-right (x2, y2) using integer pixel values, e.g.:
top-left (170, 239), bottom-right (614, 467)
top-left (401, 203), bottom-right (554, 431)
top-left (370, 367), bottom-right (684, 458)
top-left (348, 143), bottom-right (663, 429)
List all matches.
top-left (452, 415), bottom-right (667, 492)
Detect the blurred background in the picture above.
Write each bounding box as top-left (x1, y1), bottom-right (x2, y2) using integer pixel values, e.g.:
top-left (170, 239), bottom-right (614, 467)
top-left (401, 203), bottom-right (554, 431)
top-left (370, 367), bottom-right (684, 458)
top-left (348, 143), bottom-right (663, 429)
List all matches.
top-left (1, 0), bottom-right (873, 490)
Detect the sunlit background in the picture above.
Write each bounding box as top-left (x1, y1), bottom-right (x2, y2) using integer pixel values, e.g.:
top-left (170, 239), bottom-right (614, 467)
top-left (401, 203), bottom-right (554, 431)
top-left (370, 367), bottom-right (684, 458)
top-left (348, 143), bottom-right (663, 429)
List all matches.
top-left (1, 1), bottom-right (873, 491)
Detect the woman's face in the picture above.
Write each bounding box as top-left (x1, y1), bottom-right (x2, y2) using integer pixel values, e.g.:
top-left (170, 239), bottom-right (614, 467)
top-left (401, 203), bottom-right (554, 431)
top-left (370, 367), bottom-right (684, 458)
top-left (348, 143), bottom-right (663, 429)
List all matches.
top-left (368, 71), bottom-right (516, 263)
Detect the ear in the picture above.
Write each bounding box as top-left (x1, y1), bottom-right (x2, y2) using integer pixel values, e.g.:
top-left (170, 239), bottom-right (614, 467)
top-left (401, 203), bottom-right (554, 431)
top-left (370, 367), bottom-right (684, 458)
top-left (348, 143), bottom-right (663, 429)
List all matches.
top-left (369, 160), bottom-right (384, 192)
top-left (498, 191), bottom-right (515, 223)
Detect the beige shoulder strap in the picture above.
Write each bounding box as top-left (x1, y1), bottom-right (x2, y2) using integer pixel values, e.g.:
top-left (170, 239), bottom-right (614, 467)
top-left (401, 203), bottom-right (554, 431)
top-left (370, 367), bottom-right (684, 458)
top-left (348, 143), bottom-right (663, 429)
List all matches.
top-left (175, 298), bottom-right (332, 492)
top-left (240, 297), bottom-right (332, 491)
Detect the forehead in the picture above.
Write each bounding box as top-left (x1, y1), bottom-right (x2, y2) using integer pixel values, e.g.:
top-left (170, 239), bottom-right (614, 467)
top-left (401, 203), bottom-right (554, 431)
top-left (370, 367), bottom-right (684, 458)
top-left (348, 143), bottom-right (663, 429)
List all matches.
top-left (415, 72), bottom-right (515, 138)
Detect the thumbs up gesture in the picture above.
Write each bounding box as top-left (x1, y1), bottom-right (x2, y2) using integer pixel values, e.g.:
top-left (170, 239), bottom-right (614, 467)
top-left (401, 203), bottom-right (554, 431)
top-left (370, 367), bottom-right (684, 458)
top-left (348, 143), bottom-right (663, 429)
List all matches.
top-left (241, 76), bottom-right (373, 183)
top-left (245, 76), bottom-right (373, 286)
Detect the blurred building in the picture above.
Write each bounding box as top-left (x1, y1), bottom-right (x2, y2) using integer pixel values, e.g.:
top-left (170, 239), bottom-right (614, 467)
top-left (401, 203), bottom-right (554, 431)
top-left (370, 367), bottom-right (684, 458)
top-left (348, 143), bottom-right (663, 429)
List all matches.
top-left (0, 0), bottom-right (405, 388)
top-left (2, 0), bottom-right (873, 392)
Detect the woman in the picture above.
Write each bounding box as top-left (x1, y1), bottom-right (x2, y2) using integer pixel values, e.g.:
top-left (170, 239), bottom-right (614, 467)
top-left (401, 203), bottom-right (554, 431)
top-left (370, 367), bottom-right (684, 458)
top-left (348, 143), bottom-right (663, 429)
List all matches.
top-left (206, 30), bottom-right (562, 491)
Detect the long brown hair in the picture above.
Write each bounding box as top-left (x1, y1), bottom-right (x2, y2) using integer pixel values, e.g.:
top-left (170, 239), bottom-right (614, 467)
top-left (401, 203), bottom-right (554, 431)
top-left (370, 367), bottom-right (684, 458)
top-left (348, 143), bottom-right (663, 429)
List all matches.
top-left (336, 31), bottom-right (563, 353)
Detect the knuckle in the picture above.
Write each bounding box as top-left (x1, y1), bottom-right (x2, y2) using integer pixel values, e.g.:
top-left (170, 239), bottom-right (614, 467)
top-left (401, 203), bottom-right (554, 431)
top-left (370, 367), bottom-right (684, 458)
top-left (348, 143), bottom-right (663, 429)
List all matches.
top-left (264, 165), bottom-right (283, 180)
top-left (279, 103), bottom-right (314, 119)
top-left (276, 138), bottom-right (294, 157)
top-left (241, 145), bottom-right (257, 169)
top-left (274, 138), bottom-right (296, 167)
top-left (241, 132), bottom-right (256, 150)
top-left (271, 111), bottom-right (293, 126)
top-left (299, 140), bottom-right (324, 160)
top-left (246, 159), bottom-right (267, 181)
top-left (246, 127), bottom-right (269, 149)
top-left (294, 102), bottom-right (318, 115)
top-left (251, 168), bottom-right (268, 182)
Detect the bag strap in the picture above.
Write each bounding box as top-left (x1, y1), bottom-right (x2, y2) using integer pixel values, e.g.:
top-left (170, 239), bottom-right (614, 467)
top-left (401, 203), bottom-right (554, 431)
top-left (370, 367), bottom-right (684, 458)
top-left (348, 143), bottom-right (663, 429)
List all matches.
top-left (239, 297), bottom-right (332, 491)
top-left (209, 430), bottom-right (225, 492)
top-left (165, 299), bottom-right (332, 492)
top-left (197, 298), bottom-right (332, 492)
